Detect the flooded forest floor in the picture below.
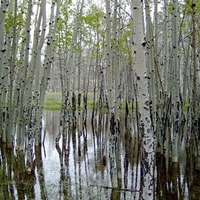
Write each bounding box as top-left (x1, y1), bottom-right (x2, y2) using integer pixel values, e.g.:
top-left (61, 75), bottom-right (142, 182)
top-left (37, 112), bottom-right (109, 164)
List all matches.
top-left (0, 110), bottom-right (200, 200)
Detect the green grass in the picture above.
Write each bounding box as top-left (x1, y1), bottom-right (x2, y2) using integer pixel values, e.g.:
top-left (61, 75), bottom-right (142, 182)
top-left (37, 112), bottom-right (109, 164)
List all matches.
top-left (44, 101), bottom-right (62, 110)
top-left (44, 92), bottom-right (135, 112)
top-left (120, 102), bottom-right (134, 111)
top-left (44, 92), bottom-right (62, 110)
top-left (44, 92), bottom-right (62, 102)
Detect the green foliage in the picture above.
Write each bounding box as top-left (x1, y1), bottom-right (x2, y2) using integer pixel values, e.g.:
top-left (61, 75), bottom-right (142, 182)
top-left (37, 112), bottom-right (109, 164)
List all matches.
top-left (54, 0), bottom-right (75, 51)
top-left (81, 5), bottom-right (105, 29)
top-left (182, 0), bottom-right (200, 15)
top-left (5, 12), bottom-right (14, 33)
top-left (55, 16), bottom-right (73, 49)
top-left (168, 2), bottom-right (174, 13)
top-left (5, 10), bottom-right (26, 35)
top-left (182, 3), bottom-right (193, 14)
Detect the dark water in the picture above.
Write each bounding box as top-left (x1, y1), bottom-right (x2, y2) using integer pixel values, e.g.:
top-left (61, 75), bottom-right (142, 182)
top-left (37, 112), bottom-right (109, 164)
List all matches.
top-left (0, 110), bottom-right (200, 199)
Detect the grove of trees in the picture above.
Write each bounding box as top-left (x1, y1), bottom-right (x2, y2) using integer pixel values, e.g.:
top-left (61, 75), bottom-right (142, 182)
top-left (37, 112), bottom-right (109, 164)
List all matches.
top-left (0, 0), bottom-right (200, 198)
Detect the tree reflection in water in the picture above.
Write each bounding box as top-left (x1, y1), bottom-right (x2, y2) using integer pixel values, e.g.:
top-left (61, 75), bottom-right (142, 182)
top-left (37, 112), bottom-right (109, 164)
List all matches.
top-left (0, 110), bottom-right (199, 199)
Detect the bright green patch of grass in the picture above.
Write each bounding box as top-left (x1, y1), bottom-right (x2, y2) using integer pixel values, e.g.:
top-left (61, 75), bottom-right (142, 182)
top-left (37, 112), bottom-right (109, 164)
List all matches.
top-left (76, 100), bottom-right (98, 110)
top-left (44, 92), bottom-right (62, 110)
top-left (120, 102), bottom-right (133, 111)
top-left (44, 92), bottom-right (136, 112)
top-left (44, 101), bottom-right (62, 110)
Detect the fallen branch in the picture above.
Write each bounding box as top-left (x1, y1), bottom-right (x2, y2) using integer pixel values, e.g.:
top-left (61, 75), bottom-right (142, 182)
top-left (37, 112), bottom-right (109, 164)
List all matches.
top-left (90, 184), bottom-right (141, 193)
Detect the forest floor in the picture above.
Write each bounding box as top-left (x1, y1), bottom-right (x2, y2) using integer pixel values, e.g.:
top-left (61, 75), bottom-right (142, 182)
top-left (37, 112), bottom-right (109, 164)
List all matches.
top-left (44, 91), bottom-right (133, 112)
top-left (44, 92), bottom-right (62, 110)
top-left (44, 91), bottom-right (95, 110)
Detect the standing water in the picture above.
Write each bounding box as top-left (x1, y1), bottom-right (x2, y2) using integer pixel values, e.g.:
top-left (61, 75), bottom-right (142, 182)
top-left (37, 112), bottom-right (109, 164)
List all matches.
top-left (0, 110), bottom-right (199, 199)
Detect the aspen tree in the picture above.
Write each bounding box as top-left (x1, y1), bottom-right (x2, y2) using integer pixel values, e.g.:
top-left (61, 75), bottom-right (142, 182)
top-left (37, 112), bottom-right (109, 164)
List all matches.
top-left (114, 0), bottom-right (122, 186)
top-left (163, 0), bottom-right (169, 92)
top-left (182, 34), bottom-right (191, 106)
top-left (14, 40), bottom-right (26, 149)
top-left (66, 0), bottom-right (83, 123)
top-left (153, 1), bottom-right (163, 155)
top-left (144, 0), bottom-right (156, 129)
top-left (6, 0), bottom-right (18, 148)
top-left (73, 0), bottom-right (84, 125)
top-left (131, 0), bottom-right (155, 198)
top-left (31, 0), bottom-right (47, 146)
top-left (35, 0), bottom-right (61, 146)
top-left (0, 0), bottom-right (9, 141)
top-left (191, 0), bottom-right (200, 168)
top-left (105, 0), bottom-right (120, 188)
top-left (82, 43), bottom-right (95, 125)
top-left (105, 0), bottom-right (112, 110)
top-left (171, 0), bottom-right (180, 162)
top-left (30, 0), bottom-right (47, 113)
top-left (15, 0), bottom-right (32, 149)
top-left (3, 0), bottom-right (28, 150)
top-left (0, 0), bottom-right (13, 144)
top-left (159, 0), bottom-right (170, 160)
top-left (191, 0), bottom-right (197, 120)
top-left (105, 0), bottom-right (115, 188)
top-left (55, 0), bottom-right (71, 144)
top-left (145, 0), bottom-right (164, 154)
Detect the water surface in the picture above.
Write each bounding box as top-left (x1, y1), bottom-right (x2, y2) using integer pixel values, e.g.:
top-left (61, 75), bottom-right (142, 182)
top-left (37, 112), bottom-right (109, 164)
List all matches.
top-left (0, 110), bottom-right (199, 199)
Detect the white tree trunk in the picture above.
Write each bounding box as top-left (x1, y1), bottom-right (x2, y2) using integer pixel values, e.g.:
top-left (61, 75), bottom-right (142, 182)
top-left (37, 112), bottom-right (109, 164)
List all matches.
top-left (171, 0), bottom-right (180, 163)
top-left (131, 0), bottom-right (156, 199)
